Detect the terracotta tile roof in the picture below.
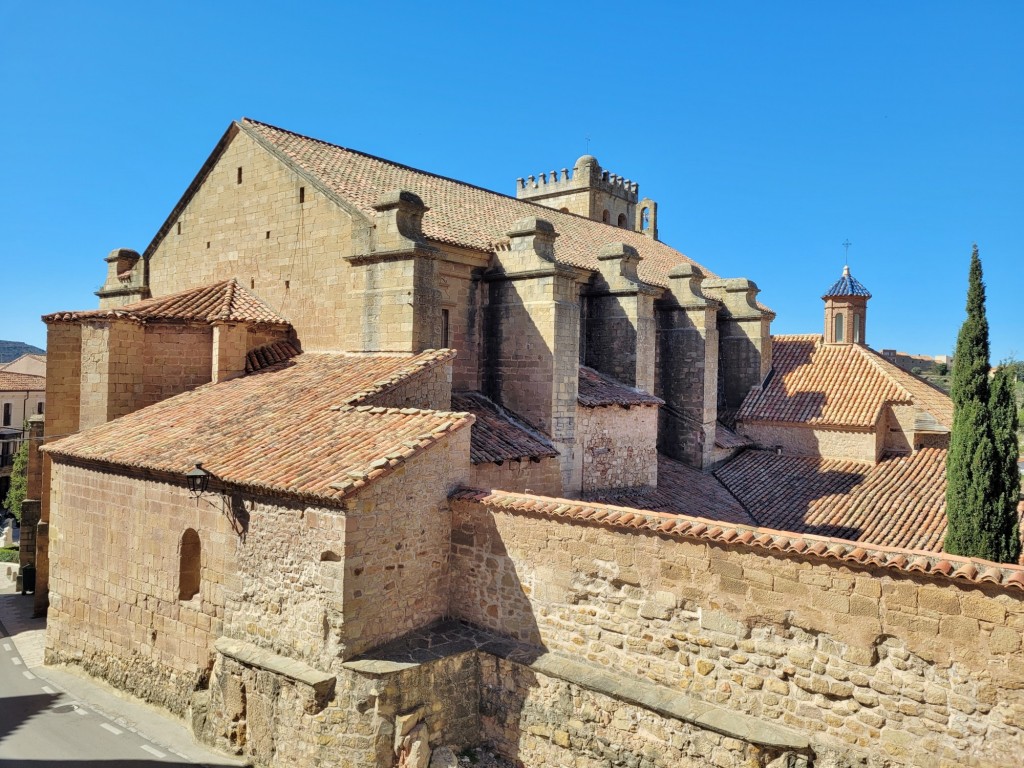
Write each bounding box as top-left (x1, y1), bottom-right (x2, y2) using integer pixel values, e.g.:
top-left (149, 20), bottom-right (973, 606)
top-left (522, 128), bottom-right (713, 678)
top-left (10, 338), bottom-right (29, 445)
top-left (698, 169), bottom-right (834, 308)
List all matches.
top-left (43, 352), bottom-right (471, 505)
top-left (245, 340), bottom-right (300, 373)
top-left (240, 119), bottom-right (722, 289)
top-left (714, 448), bottom-right (950, 552)
top-left (451, 392), bottom-right (557, 465)
top-left (577, 366), bottom-right (663, 408)
top-left (715, 422), bottom-right (752, 450)
top-left (587, 455), bottom-right (754, 526)
top-left (737, 335), bottom-right (952, 429)
top-left (44, 279), bottom-right (289, 327)
top-left (450, 487), bottom-right (1024, 592)
top-left (862, 351), bottom-right (954, 430)
top-left (0, 372), bottom-right (45, 392)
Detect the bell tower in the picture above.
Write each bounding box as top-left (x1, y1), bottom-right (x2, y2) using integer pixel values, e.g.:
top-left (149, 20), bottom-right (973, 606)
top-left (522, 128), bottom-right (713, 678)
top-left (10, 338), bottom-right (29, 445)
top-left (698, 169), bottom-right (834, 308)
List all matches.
top-left (823, 265), bottom-right (871, 345)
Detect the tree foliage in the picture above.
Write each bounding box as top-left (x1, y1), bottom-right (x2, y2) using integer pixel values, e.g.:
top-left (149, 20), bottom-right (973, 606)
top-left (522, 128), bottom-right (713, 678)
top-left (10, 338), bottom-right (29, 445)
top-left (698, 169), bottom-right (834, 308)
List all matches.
top-left (989, 366), bottom-right (1022, 563)
top-left (944, 246), bottom-right (1021, 563)
top-left (2, 439), bottom-right (28, 523)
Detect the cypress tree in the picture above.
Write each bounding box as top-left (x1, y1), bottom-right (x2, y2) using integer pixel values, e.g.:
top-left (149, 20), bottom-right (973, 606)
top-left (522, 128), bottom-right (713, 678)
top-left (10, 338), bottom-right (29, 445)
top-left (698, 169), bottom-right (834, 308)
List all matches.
top-left (988, 365), bottom-right (1022, 563)
top-left (946, 249), bottom-right (1019, 561)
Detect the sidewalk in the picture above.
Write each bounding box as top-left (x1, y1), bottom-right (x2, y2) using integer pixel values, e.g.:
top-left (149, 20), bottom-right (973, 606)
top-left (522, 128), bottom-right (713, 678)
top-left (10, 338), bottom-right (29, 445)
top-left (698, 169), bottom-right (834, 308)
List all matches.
top-left (0, 566), bottom-right (247, 766)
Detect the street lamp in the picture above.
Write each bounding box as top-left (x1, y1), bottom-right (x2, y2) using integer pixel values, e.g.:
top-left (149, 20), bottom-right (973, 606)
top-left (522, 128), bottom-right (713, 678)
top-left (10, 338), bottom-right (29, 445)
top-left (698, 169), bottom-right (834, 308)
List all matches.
top-left (185, 463), bottom-right (210, 498)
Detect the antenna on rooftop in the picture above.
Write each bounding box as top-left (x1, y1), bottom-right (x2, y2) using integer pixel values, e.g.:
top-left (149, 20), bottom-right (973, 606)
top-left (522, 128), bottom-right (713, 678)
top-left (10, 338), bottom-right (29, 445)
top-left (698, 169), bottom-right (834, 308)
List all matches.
top-left (842, 239), bottom-right (852, 267)
top-left (585, 135), bottom-right (591, 153)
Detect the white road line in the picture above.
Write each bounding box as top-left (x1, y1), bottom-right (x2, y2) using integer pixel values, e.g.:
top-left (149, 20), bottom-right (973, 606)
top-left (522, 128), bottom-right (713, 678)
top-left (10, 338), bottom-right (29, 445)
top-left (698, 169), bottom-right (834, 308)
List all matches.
top-left (140, 745), bottom-right (166, 758)
top-left (100, 722), bottom-right (123, 736)
top-left (75, 707), bottom-right (88, 716)
top-left (11, 657), bottom-right (22, 665)
top-left (42, 685), bottom-right (55, 694)
top-left (2, 642), bottom-right (10, 651)
top-left (22, 671), bottom-right (35, 680)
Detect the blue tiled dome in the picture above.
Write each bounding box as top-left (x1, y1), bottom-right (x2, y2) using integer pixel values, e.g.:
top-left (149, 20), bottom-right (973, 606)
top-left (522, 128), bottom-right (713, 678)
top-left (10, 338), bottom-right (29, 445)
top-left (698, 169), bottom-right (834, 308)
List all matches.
top-left (823, 265), bottom-right (871, 299)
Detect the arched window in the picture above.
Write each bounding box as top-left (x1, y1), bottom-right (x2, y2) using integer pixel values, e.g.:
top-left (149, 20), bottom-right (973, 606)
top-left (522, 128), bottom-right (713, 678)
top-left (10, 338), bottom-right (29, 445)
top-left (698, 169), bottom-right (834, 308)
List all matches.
top-left (179, 529), bottom-right (201, 601)
top-left (853, 313), bottom-right (861, 343)
top-left (601, 209), bottom-right (610, 223)
top-left (834, 313), bottom-right (844, 343)
top-left (617, 213), bottom-right (627, 228)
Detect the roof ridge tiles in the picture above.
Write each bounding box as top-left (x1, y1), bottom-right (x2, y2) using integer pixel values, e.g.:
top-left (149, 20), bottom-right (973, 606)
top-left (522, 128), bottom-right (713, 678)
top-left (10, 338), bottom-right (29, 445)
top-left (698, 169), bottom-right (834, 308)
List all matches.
top-left (450, 487), bottom-right (1024, 592)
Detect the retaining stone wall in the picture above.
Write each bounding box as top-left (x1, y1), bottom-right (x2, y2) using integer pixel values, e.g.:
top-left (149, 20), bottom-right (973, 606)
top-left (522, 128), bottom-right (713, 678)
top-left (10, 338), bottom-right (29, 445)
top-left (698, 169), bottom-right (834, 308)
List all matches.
top-left (449, 501), bottom-right (1024, 767)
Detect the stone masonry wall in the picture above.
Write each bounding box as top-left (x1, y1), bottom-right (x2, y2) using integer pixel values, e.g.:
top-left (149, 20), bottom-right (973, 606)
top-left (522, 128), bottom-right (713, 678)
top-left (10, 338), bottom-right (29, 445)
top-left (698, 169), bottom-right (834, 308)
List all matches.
top-left (480, 655), bottom-right (793, 768)
top-left (738, 422), bottom-right (878, 463)
top-left (78, 320), bottom-right (144, 430)
top-left (340, 425), bottom-right (471, 658)
top-left (146, 130), bottom-right (359, 352)
top-left (574, 405), bottom-right (658, 494)
top-left (655, 303), bottom-right (719, 469)
top-left (363, 359), bottom-right (452, 412)
top-left (139, 324), bottom-right (214, 409)
top-left (449, 501), bottom-right (1024, 767)
top-left (469, 457), bottom-right (563, 497)
top-left (45, 460), bottom-right (236, 715)
top-left (439, 259), bottom-right (485, 392)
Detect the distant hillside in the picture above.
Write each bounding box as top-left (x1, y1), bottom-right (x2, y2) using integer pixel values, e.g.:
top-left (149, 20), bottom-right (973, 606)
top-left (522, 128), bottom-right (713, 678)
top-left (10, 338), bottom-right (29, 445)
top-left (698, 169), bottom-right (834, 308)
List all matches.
top-left (0, 340), bottom-right (45, 364)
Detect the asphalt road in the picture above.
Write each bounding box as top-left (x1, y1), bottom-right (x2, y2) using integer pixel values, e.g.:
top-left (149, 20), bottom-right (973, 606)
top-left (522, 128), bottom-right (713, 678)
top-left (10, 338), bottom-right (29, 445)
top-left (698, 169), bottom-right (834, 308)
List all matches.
top-left (0, 619), bottom-right (243, 767)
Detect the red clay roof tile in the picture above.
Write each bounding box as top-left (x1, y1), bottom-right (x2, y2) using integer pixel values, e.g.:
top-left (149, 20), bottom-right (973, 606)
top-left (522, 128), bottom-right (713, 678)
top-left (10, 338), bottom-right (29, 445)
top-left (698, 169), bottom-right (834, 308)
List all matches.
top-left (451, 392), bottom-right (557, 465)
top-left (0, 372), bottom-right (45, 392)
top-left (714, 448), bottom-right (950, 552)
top-left (240, 119), bottom-right (720, 289)
top-left (43, 351), bottom-right (470, 505)
top-left (451, 487), bottom-right (1024, 591)
top-left (577, 366), bottom-right (663, 408)
top-left (738, 335), bottom-right (953, 430)
top-left (44, 279), bottom-right (289, 327)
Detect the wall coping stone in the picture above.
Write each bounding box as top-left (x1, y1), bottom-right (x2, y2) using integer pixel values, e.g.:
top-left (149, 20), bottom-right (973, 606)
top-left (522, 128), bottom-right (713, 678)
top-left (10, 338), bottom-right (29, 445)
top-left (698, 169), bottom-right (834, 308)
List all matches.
top-left (342, 620), bottom-right (809, 751)
top-left (214, 637), bottom-right (335, 696)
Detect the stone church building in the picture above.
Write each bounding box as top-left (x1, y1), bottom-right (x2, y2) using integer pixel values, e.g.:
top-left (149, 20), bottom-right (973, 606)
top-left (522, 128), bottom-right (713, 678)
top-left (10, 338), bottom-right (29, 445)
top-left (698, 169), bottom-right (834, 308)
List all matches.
top-left (25, 119), bottom-right (1024, 767)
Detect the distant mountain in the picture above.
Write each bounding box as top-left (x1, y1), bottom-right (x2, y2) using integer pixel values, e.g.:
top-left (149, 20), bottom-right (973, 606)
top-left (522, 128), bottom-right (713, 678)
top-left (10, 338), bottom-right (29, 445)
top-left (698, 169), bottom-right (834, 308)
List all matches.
top-left (0, 340), bottom-right (45, 364)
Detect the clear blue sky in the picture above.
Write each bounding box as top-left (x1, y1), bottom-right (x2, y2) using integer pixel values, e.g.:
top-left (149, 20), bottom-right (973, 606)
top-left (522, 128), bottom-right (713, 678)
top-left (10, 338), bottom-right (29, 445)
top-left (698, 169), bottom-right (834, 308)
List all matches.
top-left (2, 2), bottom-right (1021, 361)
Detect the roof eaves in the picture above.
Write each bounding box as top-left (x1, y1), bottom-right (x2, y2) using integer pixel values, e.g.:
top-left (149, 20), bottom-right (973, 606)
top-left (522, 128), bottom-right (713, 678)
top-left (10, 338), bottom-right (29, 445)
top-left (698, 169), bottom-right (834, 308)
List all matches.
top-left (451, 487), bottom-right (1024, 591)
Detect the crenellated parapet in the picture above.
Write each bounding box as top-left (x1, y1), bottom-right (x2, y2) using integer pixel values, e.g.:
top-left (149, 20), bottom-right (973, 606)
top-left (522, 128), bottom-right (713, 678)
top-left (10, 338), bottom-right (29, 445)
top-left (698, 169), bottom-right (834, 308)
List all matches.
top-left (515, 155), bottom-right (653, 236)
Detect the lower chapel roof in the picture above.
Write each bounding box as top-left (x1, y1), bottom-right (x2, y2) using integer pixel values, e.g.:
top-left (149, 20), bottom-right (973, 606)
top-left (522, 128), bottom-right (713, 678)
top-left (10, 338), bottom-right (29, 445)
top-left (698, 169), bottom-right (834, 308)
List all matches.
top-left (43, 350), bottom-right (470, 505)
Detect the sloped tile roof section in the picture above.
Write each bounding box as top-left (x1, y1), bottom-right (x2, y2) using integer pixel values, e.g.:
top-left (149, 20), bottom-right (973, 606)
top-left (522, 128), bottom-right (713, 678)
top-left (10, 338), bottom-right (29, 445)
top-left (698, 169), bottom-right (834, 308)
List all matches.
top-left (714, 448), bottom-right (950, 552)
top-left (737, 335), bottom-right (954, 430)
top-left (715, 422), bottom-right (752, 450)
top-left (240, 119), bottom-right (718, 288)
top-left (245, 341), bottom-right (300, 373)
top-left (43, 352), bottom-right (471, 505)
top-left (587, 455), bottom-right (755, 526)
top-left (577, 366), bottom-right (663, 408)
top-left (823, 265), bottom-right (872, 298)
top-left (738, 336), bottom-right (911, 427)
top-left (860, 349), bottom-right (954, 431)
top-left (450, 486), bottom-right (1024, 592)
top-left (0, 372), bottom-right (46, 392)
top-left (451, 392), bottom-right (557, 465)
top-left (44, 279), bottom-right (289, 327)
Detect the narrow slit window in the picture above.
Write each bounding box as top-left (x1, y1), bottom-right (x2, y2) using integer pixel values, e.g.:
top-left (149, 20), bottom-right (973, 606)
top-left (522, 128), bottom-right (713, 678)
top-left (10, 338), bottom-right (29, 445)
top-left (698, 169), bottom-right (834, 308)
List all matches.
top-left (834, 313), bottom-right (844, 343)
top-left (37, 402), bottom-right (44, 415)
top-left (176, 221), bottom-right (181, 235)
top-left (441, 308), bottom-right (450, 348)
top-left (178, 529), bottom-right (201, 601)
top-left (266, 231), bottom-right (270, 239)
top-left (237, 167), bottom-right (243, 184)
top-left (299, 187), bottom-right (305, 203)
top-left (2, 403), bottom-right (10, 426)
